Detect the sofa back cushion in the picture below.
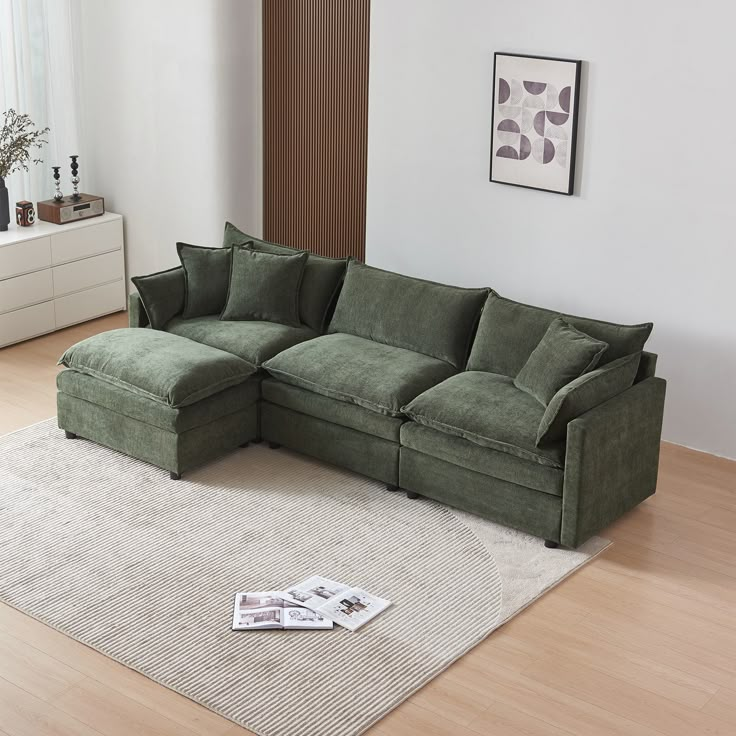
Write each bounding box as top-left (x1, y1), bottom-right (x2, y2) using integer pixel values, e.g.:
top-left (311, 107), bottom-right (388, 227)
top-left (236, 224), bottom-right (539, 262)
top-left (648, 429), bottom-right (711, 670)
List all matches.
top-left (131, 266), bottom-right (185, 329)
top-left (328, 261), bottom-right (488, 369)
top-left (177, 242), bottom-right (233, 319)
top-left (467, 291), bottom-right (653, 377)
top-left (223, 222), bottom-right (347, 333)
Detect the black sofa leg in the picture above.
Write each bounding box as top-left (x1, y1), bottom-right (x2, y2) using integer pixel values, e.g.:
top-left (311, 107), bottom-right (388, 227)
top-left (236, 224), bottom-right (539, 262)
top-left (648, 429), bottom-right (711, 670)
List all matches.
top-left (544, 540), bottom-right (559, 549)
top-left (268, 442), bottom-right (281, 450)
top-left (170, 471), bottom-right (181, 481)
top-left (240, 441), bottom-right (250, 448)
top-left (64, 431), bottom-right (77, 439)
top-left (252, 437), bottom-right (263, 444)
top-left (386, 484), bottom-right (399, 492)
top-left (406, 491), bottom-right (421, 500)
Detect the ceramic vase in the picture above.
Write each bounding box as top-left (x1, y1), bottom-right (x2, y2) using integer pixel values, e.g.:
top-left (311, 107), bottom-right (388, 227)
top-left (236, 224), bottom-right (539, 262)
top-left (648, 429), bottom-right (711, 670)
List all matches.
top-left (0, 177), bottom-right (10, 232)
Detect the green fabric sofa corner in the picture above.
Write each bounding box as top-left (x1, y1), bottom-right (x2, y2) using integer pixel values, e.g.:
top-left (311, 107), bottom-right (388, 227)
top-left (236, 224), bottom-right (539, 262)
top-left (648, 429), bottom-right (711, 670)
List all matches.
top-left (121, 250), bottom-right (665, 549)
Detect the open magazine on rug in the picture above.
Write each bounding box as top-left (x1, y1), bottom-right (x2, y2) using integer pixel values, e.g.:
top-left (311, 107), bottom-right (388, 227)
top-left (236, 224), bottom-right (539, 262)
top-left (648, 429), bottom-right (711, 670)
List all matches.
top-left (232, 591), bottom-right (333, 630)
top-left (279, 576), bottom-right (391, 631)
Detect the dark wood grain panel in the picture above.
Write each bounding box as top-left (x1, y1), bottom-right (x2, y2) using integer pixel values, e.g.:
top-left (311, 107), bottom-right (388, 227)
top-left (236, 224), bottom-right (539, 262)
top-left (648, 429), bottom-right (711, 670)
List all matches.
top-left (263, 0), bottom-right (369, 259)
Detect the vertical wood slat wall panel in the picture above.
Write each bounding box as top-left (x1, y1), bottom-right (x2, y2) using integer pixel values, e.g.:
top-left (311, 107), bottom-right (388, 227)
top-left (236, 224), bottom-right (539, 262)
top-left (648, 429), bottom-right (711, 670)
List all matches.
top-left (263, 0), bottom-right (370, 260)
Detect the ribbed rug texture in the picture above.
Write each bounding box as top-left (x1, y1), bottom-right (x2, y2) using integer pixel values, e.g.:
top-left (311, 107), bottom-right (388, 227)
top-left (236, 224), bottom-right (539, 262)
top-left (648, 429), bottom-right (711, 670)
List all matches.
top-left (0, 419), bottom-right (608, 736)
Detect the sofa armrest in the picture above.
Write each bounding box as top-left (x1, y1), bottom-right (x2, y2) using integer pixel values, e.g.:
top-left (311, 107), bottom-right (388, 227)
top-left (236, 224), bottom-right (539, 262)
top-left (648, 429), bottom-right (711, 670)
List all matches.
top-left (128, 292), bottom-right (149, 328)
top-left (560, 376), bottom-right (666, 548)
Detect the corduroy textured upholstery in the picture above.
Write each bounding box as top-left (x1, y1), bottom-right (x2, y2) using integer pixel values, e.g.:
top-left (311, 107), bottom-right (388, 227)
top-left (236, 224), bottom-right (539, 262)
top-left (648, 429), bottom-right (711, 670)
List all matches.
top-left (131, 267), bottom-right (185, 329)
top-left (468, 291), bottom-right (653, 376)
top-left (71, 256), bottom-right (665, 548)
top-left (59, 328), bottom-right (256, 408)
top-left (513, 317), bottom-right (608, 406)
top-left (177, 242), bottom-right (233, 319)
top-left (403, 372), bottom-right (565, 468)
top-left (328, 260), bottom-right (488, 369)
top-left (166, 315), bottom-right (318, 367)
top-left (223, 222), bottom-right (347, 332)
top-left (263, 333), bottom-right (457, 417)
top-left (221, 248), bottom-right (308, 326)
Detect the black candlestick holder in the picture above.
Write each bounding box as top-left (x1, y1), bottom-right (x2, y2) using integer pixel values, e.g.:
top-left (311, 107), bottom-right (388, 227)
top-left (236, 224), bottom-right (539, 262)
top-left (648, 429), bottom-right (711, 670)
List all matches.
top-left (52, 167), bottom-right (63, 201)
top-left (69, 155), bottom-right (81, 200)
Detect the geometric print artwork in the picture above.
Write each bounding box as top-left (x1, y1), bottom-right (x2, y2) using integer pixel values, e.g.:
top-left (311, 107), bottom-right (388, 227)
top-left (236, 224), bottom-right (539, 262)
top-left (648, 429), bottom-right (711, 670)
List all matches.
top-left (490, 53), bottom-right (582, 195)
top-left (495, 79), bottom-right (572, 167)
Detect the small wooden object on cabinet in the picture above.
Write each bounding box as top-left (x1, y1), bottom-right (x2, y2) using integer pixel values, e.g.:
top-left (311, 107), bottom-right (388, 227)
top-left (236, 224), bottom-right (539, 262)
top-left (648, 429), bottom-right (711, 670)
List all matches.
top-left (37, 193), bottom-right (105, 225)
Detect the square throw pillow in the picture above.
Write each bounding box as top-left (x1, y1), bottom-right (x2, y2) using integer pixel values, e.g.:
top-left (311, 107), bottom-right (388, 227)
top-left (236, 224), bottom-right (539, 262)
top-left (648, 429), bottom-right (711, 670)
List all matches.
top-left (537, 352), bottom-right (642, 445)
top-left (223, 222), bottom-right (348, 332)
top-left (177, 242), bottom-right (235, 319)
top-left (220, 247), bottom-right (308, 326)
top-left (131, 266), bottom-right (185, 329)
top-left (514, 317), bottom-right (608, 406)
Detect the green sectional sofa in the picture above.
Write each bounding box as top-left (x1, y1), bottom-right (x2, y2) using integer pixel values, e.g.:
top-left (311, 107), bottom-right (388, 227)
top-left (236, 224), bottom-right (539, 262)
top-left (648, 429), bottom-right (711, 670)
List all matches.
top-left (58, 224), bottom-right (666, 548)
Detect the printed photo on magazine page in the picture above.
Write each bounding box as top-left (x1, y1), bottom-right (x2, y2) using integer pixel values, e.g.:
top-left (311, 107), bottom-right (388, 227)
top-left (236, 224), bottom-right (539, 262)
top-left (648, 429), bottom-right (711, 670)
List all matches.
top-left (232, 591), bottom-right (333, 630)
top-left (280, 576), bottom-right (349, 607)
top-left (317, 588), bottom-right (391, 631)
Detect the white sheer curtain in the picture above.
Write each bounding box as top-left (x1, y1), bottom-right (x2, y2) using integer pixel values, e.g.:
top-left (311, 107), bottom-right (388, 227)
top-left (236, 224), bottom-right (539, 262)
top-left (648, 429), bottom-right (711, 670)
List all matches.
top-left (0, 0), bottom-right (83, 202)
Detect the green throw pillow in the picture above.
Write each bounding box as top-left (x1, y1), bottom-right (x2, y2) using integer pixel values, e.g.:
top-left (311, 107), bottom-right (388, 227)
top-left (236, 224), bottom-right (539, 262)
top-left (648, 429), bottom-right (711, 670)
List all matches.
top-left (514, 317), bottom-right (608, 406)
top-left (537, 352), bottom-right (642, 445)
top-left (220, 247), bottom-right (308, 326)
top-left (177, 242), bottom-right (234, 318)
top-left (223, 222), bottom-right (347, 332)
top-left (131, 266), bottom-right (185, 329)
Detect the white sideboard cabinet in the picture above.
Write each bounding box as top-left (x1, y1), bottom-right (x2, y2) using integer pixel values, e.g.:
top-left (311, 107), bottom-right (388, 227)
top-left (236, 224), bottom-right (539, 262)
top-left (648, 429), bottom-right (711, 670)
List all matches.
top-left (0, 212), bottom-right (126, 348)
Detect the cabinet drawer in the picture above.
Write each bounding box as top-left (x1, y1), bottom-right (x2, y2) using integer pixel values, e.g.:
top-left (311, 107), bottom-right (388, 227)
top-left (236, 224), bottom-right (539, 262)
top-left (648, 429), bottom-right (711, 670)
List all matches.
top-left (0, 269), bottom-right (54, 315)
top-left (0, 300), bottom-right (56, 348)
top-left (51, 219), bottom-right (123, 265)
top-left (54, 279), bottom-right (126, 329)
top-left (53, 250), bottom-right (125, 297)
top-left (0, 237), bottom-right (52, 280)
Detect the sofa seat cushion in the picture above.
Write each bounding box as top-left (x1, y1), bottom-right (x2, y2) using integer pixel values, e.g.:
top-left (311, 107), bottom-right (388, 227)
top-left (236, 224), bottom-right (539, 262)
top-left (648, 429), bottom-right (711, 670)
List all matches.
top-left (262, 333), bottom-right (457, 417)
top-left (166, 315), bottom-right (318, 367)
top-left (262, 378), bottom-right (404, 442)
top-left (402, 371), bottom-right (565, 468)
top-left (58, 328), bottom-right (256, 408)
top-left (57, 369), bottom-right (261, 433)
top-left (400, 422), bottom-right (563, 496)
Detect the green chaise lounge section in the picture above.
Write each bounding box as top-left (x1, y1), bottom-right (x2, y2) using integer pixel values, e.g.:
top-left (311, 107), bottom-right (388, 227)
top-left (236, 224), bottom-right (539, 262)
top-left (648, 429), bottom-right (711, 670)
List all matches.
top-left (57, 329), bottom-right (260, 479)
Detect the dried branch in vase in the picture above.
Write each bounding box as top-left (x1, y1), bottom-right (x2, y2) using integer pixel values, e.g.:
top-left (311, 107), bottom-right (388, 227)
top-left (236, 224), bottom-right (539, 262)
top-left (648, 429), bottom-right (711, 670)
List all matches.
top-left (0, 109), bottom-right (50, 179)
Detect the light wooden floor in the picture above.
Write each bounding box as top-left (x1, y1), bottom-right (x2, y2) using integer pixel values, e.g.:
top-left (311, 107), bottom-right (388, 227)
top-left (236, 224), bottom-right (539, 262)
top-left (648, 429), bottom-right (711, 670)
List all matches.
top-left (1, 312), bottom-right (735, 736)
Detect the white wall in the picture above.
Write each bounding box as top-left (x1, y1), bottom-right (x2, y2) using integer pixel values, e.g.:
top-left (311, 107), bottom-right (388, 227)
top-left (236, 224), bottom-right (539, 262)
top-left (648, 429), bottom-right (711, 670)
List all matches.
top-left (77, 0), bottom-right (262, 281)
top-left (366, 0), bottom-right (736, 459)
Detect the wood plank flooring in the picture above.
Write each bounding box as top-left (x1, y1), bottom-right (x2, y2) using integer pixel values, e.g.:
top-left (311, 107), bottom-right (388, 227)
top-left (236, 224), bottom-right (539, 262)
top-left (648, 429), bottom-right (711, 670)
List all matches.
top-left (1, 313), bottom-right (734, 735)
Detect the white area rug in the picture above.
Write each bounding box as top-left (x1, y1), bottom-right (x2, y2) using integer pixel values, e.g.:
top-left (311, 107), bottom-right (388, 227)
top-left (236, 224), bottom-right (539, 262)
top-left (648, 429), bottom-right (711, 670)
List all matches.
top-left (0, 419), bottom-right (608, 736)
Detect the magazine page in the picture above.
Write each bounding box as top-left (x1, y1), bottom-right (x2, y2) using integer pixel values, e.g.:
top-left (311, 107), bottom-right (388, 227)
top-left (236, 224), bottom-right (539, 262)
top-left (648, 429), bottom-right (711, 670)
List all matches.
top-left (317, 587), bottom-right (391, 631)
top-left (232, 590), bottom-right (334, 630)
top-left (279, 576), bottom-right (349, 609)
top-left (279, 577), bottom-right (391, 631)
top-left (232, 591), bottom-right (284, 630)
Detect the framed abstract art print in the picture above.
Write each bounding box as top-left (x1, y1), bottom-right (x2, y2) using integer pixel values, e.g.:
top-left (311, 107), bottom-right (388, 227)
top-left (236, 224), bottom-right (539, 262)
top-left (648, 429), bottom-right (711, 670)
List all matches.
top-left (489, 53), bottom-right (582, 195)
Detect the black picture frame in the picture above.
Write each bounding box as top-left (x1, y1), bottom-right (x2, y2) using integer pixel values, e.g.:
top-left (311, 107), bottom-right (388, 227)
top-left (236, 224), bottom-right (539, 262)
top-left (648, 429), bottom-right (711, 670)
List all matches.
top-left (489, 52), bottom-right (582, 196)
